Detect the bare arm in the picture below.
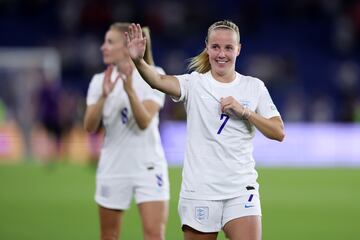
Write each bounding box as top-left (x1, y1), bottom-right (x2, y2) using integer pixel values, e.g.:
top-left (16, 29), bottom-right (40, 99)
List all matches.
top-left (83, 96), bottom-right (106, 133)
top-left (127, 91), bottom-right (160, 130)
top-left (83, 65), bottom-right (120, 133)
top-left (134, 59), bottom-right (180, 98)
top-left (126, 23), bottom-right (180, 98)
top-left (121, 62), bottom-right (161, 129)
top-left (247, 114), bottom-right (285, 141)
top-left (221, 96), bottom-right (285, 141)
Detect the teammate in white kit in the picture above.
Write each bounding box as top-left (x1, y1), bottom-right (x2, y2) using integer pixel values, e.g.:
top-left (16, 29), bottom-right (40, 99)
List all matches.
top-left (84, 23), bottom-right (169, 240)
top-left (126, 20), bottom-right (285, 240)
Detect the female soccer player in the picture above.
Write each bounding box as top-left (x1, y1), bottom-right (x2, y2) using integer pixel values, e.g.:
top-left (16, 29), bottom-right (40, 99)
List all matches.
top-left (84, 23), bottom-right (169, 240)
top-left (126, 20), bottom-right (285, 240)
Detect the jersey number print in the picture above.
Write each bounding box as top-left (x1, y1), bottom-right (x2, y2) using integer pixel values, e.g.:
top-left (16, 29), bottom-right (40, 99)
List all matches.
top-left (121, 107), bottom-right (129, 124)
top-left (217, 113), bottom-right (229, 134)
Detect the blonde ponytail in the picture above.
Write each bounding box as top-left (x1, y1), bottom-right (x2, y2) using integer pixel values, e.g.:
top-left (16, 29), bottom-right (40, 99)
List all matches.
top-left (187, 49), bottom-right (211, 73)
top-left (142, 26), bottom-right (155, 65)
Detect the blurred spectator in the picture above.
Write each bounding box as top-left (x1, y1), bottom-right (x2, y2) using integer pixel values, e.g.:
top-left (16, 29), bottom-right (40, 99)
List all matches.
top-left (0, 0), bottom-right (359, 123)
top-left (36, 79), bottom-right (62, 146)
top-left (35, 79), bottom-right (78, 162)
top-left (332, 14), bottom-right (356, 56)
top-left (57, 0), bottom-right (83, 34)
top-left (309, 95), bottom-right (335, 122)
top-left (283, 91), bottom-right (307, 122)
top-left (333, 61), bottom-right (359, 121)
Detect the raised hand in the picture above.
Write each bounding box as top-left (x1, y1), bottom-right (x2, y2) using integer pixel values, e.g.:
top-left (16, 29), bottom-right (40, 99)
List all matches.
top-left (125, 23), bottom-right (146, 64)
top-left (102, 65), bottom-right (120, 97)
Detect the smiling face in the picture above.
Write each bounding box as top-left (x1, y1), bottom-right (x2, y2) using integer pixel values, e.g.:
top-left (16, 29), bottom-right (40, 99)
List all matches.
top-left (206, 28), bottom-right (241, 81)
top-left (100, 29), bottom-right (128, 65)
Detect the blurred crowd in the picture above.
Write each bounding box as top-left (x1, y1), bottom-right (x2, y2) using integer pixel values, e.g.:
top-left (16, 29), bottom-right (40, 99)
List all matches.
top-left (0, 0), bottom-right (359, 145)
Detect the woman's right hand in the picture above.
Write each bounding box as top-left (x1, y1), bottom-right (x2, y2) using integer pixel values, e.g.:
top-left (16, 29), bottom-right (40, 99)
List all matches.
top-left (102, 65), bottom-right (120, 97)
top-left (126, 23), bottom-right (146, 64)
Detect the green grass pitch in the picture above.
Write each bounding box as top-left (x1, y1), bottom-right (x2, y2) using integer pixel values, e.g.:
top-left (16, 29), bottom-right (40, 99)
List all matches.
top-left (0, 163), bottom-right (359, 239)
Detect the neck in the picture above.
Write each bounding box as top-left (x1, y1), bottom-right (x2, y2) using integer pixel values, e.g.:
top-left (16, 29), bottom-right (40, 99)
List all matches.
top-left (116, 59), bottom-right (134, 72)
top-left (211, 70), bottom-right (236, 83)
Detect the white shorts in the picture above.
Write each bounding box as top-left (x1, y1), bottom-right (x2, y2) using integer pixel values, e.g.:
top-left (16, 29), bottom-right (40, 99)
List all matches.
top-left (95, 167), bottom-right (169, 210)
top-left (178, 193), bottom-right (261, 233)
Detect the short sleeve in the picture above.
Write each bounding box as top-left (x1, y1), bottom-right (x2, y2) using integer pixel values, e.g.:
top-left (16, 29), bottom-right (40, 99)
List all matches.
top-left (171, 73), bottom-right (190, 103)
top-left (86, 74), bottom-right (103, 106)
top-left (256, 82), bottom-right (280, 119)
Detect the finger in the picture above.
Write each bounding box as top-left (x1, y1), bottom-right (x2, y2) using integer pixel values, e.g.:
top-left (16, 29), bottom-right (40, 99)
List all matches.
top-left (222, 105), bottom-right (230, 114)
top-left (128, 24), bottom-right (134, 40)
top-left (124, 32), bottom-right (130, 44)
top-left (136, 24), bottom-right (142, 39)
top-left (104, 65), bottom-right (111, 75)
top-left (221, 101), bottom-right (234, 113)
top-left (220, 102), bottom-right (227, 113)
top-left (220, 98), bottom-right (230, 107)
top-left (104, 65), bottom-right (112, 81)
top-left (114, 74), bottom-right (122, 83)
top-left (131, 23), bottom-right (137, 39)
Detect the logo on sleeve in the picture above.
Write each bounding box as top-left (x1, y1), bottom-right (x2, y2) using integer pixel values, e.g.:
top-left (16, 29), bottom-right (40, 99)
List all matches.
top-left (239, 100), bottom-right (251, 108)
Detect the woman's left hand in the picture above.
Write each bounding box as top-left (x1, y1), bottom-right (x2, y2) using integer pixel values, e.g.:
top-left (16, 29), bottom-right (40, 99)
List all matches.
top-left (120, 61), bottom-right (134, 94)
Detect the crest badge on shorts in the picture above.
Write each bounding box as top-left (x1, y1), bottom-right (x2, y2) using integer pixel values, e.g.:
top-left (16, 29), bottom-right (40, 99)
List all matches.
top-left (195, 206), bottom-right (209, 222)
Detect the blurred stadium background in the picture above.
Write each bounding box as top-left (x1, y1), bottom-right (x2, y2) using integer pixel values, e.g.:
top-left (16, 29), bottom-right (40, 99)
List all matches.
top-left (0, 0), bottom-right (359, 239)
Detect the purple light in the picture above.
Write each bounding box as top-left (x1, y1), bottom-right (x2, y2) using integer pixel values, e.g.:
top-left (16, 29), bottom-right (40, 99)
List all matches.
top-left (160, 121), bottom-right (360, 167)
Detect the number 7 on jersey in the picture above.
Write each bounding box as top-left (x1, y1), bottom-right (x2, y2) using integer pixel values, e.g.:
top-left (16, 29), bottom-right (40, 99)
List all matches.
top-left (217, 113), bottom-right (229, 134)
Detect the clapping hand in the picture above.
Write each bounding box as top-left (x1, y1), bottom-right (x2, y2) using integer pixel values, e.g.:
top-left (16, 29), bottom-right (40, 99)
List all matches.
top-left (103, 65), bottom-right (120, 97)
top-left (119, 61), bottom-right (134, 94)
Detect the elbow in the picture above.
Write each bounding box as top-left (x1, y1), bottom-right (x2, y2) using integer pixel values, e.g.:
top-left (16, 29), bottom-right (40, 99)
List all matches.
top-left (274, 121), bottom-right (285, 142)
top-left (137, 118), bottom-right (152, 130)
top-left (84, 125), bottom-right (94, 134)
top-left (267, 128), bottom-right (285, 142)
top-left (83, 122), bottom-right (97, 134)
top-left (276, 131), bottom-right (285, 142)
top-left (138, 122), bottom-right (150, 130)
top-left (274, 129), bottom-right (285, 142)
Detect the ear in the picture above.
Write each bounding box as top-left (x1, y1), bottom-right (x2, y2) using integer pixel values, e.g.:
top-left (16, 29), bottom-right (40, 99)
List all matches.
top-left (205, 40), bottom-right (209, 54)
top-left (237, 43), bottom-right (241, 56)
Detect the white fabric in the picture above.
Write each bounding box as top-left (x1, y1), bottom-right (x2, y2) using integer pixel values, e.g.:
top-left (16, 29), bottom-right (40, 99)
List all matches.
top-left (173, 71), bottom-right (280, 200)
top-left (178, 192), bottom-right (261, 233)
top-left (86, 66), bottom-right (168, 180)
top-left (95, 165), bottom-right (170, 210)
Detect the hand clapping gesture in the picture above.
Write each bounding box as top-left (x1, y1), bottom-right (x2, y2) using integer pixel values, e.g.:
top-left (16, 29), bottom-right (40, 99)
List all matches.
top-left (102, 65), bottom-right (120, 97)
top-left (125, 24), bottom-right (146, 63)
top-left (119, 61), bottom-right (134, 94)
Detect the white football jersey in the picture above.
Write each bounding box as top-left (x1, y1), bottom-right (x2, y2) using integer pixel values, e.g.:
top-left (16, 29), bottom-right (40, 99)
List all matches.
top-left (174, 71), bottom-right (280, 200)
top-left (86, 66), bottom-right (167, 179)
